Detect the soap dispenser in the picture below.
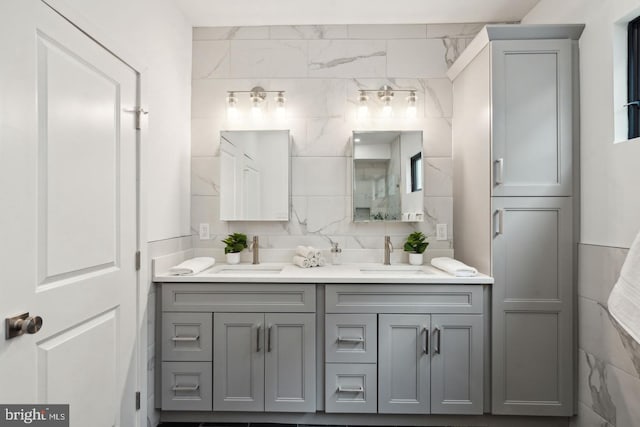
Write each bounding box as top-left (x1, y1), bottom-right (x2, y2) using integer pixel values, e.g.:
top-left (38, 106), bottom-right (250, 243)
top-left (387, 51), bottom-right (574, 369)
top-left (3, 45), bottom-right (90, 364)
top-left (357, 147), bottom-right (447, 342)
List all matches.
top-left (330, 242), bottom-right (342, 265)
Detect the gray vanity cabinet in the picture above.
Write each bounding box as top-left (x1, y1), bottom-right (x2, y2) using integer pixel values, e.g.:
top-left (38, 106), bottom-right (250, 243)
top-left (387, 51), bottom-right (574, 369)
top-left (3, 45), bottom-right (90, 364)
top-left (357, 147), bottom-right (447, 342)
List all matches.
top-left (430, 315), bottom-right (484, 415)
top-left (378, 314), bottom-right (431, 414)
top-left (491, 197), bottom-right (573, 416)
top-left (264, 313), bottom-right (316, 412)
top-left (213, 312), bottom-right (316, 413)
top-left (213, 313), bottom-right (265, 411)
top-left (491, 39), bottom-right (573, 198)
top-left (450, 24), bottom-right (583, 417)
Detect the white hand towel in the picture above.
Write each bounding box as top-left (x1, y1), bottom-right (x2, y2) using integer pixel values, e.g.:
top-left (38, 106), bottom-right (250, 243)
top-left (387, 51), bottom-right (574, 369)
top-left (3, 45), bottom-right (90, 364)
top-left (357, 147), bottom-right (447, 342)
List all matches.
top-left (309, 256), bottom-right (319, 267)
top-left (169, 257), bottom-right (215, 275)
top-left (431, 257), bottom-right (478, 277)
top-left (292, 255), bottom-right (311, 268)
top-left (608, 230), bottom-right (640, 344)
top-left (296, 246), bottom-right (315, 258)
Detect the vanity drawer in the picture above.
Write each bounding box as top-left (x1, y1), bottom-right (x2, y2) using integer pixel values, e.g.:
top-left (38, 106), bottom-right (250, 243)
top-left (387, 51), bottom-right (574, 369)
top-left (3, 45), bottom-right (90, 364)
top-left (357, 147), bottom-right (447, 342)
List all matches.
top-left (325, 363), bottom-right (377, 413)
top-left (161, 362), bottom-right (212, 411)
top-left (162, 313), bottom-right (212, 362)
top-left (162, 283), bottom-right (316, 312)
top-left (325, 314), bottom-right (377, 363)
top-left (325, 284), bottom-right (483, 314)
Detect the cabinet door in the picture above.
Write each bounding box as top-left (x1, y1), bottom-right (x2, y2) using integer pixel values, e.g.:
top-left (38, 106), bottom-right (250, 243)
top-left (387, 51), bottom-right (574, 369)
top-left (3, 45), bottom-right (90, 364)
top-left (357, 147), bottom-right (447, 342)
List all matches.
top-left (264, 313), bottom-right (316, 412)
top-left (491, 39), bottom-right (573, 197)
top-left (378, 314), bottom-right (430, 414)
top-left (492, 197), bottom-right (573, 415)
top-left (431, 315), bottom-right (483, 415)
top-left (213, 312), bottom-right (265, 411)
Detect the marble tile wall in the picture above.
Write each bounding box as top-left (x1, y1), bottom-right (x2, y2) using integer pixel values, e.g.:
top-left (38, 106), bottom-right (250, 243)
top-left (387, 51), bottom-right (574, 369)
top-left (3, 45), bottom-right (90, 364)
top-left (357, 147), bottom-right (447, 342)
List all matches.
top-left (191, 24), bottom-right (485, 261)
top-left (571, 244), bottom-right (640, 427)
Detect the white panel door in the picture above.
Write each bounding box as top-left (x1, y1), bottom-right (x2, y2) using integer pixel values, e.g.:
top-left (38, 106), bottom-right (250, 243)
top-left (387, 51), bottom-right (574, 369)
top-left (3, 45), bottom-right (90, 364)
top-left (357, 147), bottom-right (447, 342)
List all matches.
top-left (0, 1), bottom-right (139, 426)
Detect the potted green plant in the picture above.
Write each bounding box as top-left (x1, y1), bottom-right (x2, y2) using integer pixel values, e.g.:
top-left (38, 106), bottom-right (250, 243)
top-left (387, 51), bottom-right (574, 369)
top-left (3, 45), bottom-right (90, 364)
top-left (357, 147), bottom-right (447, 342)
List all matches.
top-left (222, 232), bottom-right (248, 264)
top-left (403, 231), bottom-right (429, 265)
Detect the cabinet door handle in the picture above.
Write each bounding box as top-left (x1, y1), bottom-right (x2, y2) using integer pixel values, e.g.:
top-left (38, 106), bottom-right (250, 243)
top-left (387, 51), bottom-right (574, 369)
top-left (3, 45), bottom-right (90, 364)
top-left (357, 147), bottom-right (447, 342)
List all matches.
top-left (434, 327), bottom-right (441, 355)
top-left (495, 158), bottom-right (504, 185)
top-left (337, 385), bottom-right (364, 393)
top-left (256, 324), bottom-right (262, 352)
top-left (171, 335), bottom-right (199, 342)
top-left (494, 209), bottom-right (504, 236)
top-left (172, 384), bottom-right (200, 392)
top-left (337, 336), bottom-right (365, 343)
top-left (422, 327), bottom-right (429, 354)
top-left (267, 325), bottom-right (272, 352)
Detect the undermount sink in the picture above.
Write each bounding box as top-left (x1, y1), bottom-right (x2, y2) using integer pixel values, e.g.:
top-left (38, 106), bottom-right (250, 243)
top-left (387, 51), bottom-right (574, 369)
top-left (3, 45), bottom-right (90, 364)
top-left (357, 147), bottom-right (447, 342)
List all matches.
top-left (211, 265), bottom-right (284, 275)
top-left (359, 266), bottom-right (432, 275)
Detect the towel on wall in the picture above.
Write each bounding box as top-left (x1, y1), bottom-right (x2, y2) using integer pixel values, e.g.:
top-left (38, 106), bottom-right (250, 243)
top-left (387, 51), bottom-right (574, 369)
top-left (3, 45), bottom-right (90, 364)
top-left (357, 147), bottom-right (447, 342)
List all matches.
top-left (168, 257), bottom-right (215, 275)
top-left (430, 257), bottom-right (478, 277)
top-left (608, 230), bottom-right (640, 344)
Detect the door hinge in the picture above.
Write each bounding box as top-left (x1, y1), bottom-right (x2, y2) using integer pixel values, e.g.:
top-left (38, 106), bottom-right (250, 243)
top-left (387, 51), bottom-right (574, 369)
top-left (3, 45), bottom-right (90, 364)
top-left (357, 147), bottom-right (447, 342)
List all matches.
top-left (135, 391), bottom-right (141, 410)
top-left (135, 251), bottom-right (141, 271)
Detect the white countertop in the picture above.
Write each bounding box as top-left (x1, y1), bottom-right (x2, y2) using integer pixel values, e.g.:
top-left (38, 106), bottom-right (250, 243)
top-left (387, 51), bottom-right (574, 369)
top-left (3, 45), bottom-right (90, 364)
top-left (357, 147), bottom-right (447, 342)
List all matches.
top-left (153, 262), bottom-right (493, 285)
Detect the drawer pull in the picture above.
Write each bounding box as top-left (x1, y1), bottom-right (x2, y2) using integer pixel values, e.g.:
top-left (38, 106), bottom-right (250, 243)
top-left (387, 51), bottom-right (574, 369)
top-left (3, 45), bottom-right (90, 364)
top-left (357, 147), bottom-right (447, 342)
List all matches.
top-left (171, 335), bottom-right (199, 342)
top-left (172, 384), bottom-right (200, 392)
top-left (337, 336), bottom-right (365, 343)
top-left (337, 385), bottom-right (364, 393)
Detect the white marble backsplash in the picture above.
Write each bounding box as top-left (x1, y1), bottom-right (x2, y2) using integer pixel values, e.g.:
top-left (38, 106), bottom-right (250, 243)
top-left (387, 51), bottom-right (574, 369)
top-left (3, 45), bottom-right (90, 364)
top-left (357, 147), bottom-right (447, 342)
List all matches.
top-left (191, 23), bottom-right (490, 260)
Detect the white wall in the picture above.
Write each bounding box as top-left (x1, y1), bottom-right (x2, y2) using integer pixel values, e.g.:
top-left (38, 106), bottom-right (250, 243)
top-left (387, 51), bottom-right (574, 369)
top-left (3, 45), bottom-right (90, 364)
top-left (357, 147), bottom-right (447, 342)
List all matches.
top-left (52, 0), bottom-right (193, 243)
top-left (524, 0), bottom-right (640, 248)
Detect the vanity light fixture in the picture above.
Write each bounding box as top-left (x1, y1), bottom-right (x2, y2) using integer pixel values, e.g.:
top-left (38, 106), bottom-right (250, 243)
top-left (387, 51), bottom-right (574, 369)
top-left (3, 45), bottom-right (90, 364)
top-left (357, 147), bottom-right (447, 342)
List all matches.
top-left (225, 86), bottom-right (286, 119)
top-left (356, 85), bottom-right (418, 118)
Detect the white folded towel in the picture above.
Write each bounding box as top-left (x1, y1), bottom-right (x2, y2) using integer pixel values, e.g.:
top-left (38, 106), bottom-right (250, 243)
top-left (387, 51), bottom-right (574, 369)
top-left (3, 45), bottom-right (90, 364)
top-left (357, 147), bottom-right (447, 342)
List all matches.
top-left (431, 257), bottom-right (478, 277)
top-left (296, 245), bottom-right (315, 258)
top-left (309, 256), bottom-right (319, 267)
top-left (608, 230), bottom-right (640, 344)
top-left (169, 257), bottom-right (215, 275)
top-left (293, 255), bottom-right (311, 268)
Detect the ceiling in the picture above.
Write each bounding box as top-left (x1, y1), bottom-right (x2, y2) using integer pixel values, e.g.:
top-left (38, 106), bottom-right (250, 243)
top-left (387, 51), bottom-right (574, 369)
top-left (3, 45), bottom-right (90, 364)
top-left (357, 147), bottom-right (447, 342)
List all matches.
top-left (172, 0), bottom-right (541, 27)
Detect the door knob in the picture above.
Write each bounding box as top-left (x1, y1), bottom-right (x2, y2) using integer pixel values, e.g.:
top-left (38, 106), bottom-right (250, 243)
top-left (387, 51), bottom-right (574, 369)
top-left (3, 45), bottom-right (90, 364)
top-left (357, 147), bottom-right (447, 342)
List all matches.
top-left (5, 312), bottom-right (43, 339)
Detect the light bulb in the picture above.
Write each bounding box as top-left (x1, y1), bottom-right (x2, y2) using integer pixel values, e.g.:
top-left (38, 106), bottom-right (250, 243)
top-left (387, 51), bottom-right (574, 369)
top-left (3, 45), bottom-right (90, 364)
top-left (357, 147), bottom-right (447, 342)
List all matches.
top-left (275, 91), bottom-right (286, 117)
top-left (226, 92), bottom-right (239, 119)
top-left (406, 91), bottom-right (417, 119)
top-left (382, 100), bottom-right (393, 117)
top-left (357, 91), bottom-right (369, 119)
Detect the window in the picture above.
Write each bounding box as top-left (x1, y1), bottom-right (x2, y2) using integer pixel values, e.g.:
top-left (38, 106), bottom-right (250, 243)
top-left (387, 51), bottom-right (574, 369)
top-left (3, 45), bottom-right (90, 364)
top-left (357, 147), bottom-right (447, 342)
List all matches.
top-left (628, 16), bottom-right (640, 139)
top-left (410, 153), bottom-right (422, 192)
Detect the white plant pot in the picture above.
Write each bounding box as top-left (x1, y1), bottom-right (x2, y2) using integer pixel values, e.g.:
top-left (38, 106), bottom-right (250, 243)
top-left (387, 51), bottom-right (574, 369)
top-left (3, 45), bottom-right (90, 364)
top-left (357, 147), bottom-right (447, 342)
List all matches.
top-left (408, 253), bottom-right (423, 266)
top-left (226, 252), bottom-right (241, 265)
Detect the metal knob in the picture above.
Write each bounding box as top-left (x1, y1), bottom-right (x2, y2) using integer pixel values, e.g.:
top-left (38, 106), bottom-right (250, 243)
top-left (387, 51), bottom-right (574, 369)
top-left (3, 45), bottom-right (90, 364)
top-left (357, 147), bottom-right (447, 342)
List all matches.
top-left (5, 312), bottom-right (43, 339)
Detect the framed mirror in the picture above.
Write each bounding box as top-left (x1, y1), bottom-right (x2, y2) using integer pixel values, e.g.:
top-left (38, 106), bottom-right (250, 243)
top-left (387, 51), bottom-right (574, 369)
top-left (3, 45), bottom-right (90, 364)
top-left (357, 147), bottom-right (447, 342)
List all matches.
top-left (352, 131), bottom-right (424, 222)
top-left (220, 130), bottom-right (290, 221)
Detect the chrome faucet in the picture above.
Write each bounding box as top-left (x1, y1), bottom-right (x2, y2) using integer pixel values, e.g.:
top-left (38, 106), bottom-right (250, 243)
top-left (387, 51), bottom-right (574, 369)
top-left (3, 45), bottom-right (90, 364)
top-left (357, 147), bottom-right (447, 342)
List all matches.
top-left (250, 236), bottom-right (260, 265)
top-left (384, 235), bottom-right (393, 265)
